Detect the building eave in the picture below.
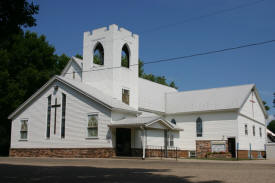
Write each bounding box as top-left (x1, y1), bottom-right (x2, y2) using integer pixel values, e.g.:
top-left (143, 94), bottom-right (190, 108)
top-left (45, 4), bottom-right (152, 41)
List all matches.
top-left (165, 108), bottom-right (239, 116)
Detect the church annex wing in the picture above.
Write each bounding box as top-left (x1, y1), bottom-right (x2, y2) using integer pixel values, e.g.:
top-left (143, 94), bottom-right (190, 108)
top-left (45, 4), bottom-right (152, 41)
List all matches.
top-left (165, 84), bottom-right (268, 118)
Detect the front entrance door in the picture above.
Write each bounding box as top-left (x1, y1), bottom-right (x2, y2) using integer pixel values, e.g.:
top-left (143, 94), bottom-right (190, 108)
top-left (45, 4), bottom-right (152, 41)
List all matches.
top-left (116, 128), bottom-right (131, 156)
top-left (228, 138), bottom-right (236, 158)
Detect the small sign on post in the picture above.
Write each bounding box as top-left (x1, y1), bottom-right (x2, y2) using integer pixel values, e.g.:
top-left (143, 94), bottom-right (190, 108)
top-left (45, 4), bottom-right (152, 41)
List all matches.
top-left (237, 142), bottom-right (239, 160)
top-left (249, 143), bottom-right (252, 159)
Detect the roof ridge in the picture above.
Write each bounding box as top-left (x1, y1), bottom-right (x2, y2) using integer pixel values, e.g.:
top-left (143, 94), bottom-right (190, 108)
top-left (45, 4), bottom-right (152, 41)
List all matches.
top-left (138, 77), bottom-right (177, 91)
top-left (171, 83), bottom-right (255, 94)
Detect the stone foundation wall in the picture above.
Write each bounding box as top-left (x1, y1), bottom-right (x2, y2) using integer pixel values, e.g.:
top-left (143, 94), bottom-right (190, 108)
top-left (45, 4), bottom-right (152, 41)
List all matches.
top-left (196, 140), bottom-right (211, 158)
top-left (206, 153), bottom-right (232, 159)
top-left (131, 148), bottom-right (188, 158)
top-left (10, 148), bottom-right (265, 159)
top-left (10, 148), bottom-right (116, 158)
top-left (196, 140), bottom-right (229, 158)
top-left (237, 150), bottom-right (266, 159)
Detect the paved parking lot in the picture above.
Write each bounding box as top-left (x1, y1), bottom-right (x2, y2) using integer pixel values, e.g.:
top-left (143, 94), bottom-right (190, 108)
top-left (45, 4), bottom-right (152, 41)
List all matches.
top-left (0, 157), bottom-right (275, 183)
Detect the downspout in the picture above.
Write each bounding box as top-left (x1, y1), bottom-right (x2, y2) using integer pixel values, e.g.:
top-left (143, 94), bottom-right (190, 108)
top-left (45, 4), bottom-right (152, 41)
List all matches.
top-left (141, 126), bottom-right (146, 160)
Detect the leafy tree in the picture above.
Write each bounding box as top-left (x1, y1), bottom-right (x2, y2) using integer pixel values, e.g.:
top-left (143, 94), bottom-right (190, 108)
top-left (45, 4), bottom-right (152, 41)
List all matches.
top-left (75, 54), bottom-right (83, 59)
top-left (169, 81), bottom-right (178, 89)
top-left (262, 101), bottom-right (270, 111)
top-left (268, 120), bottom-right (275, 134)
top-left (0, 31), bottom-right (70, 155)
top-left (138, 60), bottom-right (144, 77)
top-left (0, 0), bottom-right (39, 48)
top-left (0, 0), bottom-right (40, 155)
top-left (139, 60), bottom-right (178, 89)
top-left (93, 55), bottom-right (103, 65)
top-left (121, 55), bottom-right (129, 68)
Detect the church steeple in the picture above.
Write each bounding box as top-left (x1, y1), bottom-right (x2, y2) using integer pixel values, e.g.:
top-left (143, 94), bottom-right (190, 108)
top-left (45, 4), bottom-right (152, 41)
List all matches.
top-left (82, 24), bottom-right (139, 109)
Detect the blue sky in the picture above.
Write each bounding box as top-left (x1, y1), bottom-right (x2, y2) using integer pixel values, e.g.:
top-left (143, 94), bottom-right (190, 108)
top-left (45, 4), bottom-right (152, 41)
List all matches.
top-left (28, 0), bottom-right (275, 117)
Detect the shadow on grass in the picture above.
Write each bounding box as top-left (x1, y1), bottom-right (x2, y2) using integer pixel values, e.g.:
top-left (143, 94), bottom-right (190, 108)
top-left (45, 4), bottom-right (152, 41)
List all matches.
top-left (0, 164), bottom-right (223, 183)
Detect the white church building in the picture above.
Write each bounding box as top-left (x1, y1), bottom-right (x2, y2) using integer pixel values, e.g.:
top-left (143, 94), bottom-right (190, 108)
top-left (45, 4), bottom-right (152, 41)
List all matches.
top-left (8, 25), bottom-right (268, 159)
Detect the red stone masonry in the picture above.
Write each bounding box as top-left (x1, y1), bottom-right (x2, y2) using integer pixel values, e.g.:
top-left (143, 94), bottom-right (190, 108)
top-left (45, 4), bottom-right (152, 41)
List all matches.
top-left (237, 150), bottom-right (265, 159)
top-left (196, 140), bottom-right (229, 158)
top-left (196, 140), bottom-right (211, 158)
top-left (10, 148), bottom-right (189, 158)
top-left (10, 148), bottom-right (116, 158)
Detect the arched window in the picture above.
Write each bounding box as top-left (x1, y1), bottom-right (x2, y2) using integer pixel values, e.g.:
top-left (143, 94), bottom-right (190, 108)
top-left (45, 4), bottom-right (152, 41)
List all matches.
top-left (196, 117), bottom-right (202, 137)
top-left (121, 44), bottom-right (130, 68)
top-left (93, 42), bottom-right (104, 65)
top-left (171, 119), bottom-right (176, 125)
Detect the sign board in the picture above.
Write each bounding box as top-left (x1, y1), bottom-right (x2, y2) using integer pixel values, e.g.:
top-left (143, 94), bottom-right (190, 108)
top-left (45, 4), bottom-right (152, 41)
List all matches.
top-left (211, 141), bottom-right (226, 152)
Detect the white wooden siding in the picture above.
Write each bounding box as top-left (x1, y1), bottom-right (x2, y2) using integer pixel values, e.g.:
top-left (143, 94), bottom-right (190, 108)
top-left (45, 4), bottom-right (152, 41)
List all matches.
top-left (238, 91), bottom-right (266, 151)
top-left (64, 62), bottom-right (82, 82)
top-left (165, 111), bottom-right (238, 150)
top-left (10, 80), bottom-right (113, 148)
top-left (237, 115), bottom-right (266, 151)
top-left (239, 91), bottom-right (265, 124)
top-left (146, 129), bottom-right (165, 147)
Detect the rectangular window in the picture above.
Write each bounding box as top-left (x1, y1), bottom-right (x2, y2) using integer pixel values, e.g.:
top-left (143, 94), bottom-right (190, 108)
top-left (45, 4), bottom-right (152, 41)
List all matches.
top-left (122, 89), bottom-right (130, 105)
top-left (245, 124), bottom-right (248, 135)
top-left (61, 93), bottom-right (66, 138)
top-left (169, 134), bottom-right (174, 147)
top-left (259, 127), bottom-right (262, 138)
top-left (189, 151), bottom-right (196, 158)
top-left (20, 120), bottom-right (28, 140)
top-left (196, 118), bottom-right (202, 137)
top-left (87, 114), bottom-right (98, 137)
top-left (46, 95), bottom-right (51, 138)
top-left (253, 125), bottom-right (255, 136)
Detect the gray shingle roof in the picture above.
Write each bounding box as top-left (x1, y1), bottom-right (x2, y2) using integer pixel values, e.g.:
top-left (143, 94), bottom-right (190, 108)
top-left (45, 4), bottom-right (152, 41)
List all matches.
top-left (109, 112), bottom-right (182, 130)
top-left (8, 75), bottom-right (138, 119)
top-left (58, 76), bottom-right (138, 113)
top-left (166, 84), bottom-right (255, 114)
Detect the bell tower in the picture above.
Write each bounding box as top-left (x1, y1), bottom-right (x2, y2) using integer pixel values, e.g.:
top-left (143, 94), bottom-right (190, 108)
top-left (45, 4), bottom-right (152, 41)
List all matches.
top-left (82, 24), bottom-right (139, 109)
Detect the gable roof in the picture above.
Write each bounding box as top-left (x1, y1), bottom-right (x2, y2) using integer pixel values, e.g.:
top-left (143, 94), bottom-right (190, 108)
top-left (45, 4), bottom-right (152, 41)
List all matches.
top-left (138, 77), bottom-right (177, 113)
top-left (8, 76), bottom-right (139, 119)
top-left (109, 113), bottom-right (182, 131)
top-left (166, 84), bottom-right (267, 117)
top-left (61, 56), bottom-right (83, 76)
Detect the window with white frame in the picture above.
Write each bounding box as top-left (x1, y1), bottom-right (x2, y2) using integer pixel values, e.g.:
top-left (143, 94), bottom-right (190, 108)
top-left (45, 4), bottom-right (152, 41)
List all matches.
top-left (122, 89), bottom-right (130, 105)
top-left (169, 134), bottom-right (174, 147)
top-left (253, 125), bottom-right (255, 136)
top-left (87, 114), bottom-right (98, 137)
top-left (20, 119), bottom-right (28, 140)
top-left (245, 124), bottom-right (248, 135)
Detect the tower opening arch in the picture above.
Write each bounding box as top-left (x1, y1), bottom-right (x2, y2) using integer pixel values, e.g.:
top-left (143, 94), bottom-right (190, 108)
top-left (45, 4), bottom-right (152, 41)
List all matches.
top-left (121, 43), bottom-right (130, 68)
top-left (93, 42), bottom-right (104, 65)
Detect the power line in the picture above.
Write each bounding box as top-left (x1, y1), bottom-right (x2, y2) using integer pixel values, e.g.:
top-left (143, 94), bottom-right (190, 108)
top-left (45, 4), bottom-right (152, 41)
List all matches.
top-left (60, 0), bottom-right (267, 55)
top-left (64, 39), bottom-right (275, 75)
top-left (139, 0), bottom-right (266, 34)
